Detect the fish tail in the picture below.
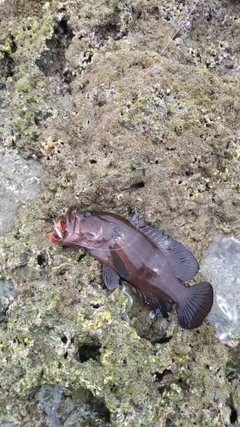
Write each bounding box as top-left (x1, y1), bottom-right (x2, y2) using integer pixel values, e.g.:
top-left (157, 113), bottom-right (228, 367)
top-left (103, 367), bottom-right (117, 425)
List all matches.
top-left (177, 281), bottom-right (213, 329)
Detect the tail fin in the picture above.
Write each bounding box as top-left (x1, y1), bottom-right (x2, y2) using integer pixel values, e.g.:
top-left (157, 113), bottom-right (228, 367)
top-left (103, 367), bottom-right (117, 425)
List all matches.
top-left (177, 282), bottom-right (213, 329)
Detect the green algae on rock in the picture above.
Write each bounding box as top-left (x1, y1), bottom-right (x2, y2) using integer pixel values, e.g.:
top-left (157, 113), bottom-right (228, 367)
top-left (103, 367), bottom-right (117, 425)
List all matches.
top-left (0, 0), bottom-right (240, 424)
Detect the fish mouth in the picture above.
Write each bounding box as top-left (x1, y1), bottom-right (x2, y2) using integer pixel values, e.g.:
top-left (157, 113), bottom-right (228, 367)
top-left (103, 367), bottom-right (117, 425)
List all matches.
top-left (49, 212), bottom-right (104, 246)
top-left (48, 218), bottom-right (66, 243)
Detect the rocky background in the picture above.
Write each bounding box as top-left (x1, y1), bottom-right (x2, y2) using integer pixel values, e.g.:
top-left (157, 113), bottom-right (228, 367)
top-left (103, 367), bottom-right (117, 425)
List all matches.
top-left (0, 0), bottom-right (239, 425)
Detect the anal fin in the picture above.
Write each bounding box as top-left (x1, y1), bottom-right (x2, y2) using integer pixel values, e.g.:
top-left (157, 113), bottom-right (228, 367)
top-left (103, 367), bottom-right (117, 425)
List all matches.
top-left (137, 290), bottom-right (173, 318)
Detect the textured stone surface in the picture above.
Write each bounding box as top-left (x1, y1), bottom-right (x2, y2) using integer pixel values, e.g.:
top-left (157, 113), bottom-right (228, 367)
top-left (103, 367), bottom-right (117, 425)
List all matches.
top-left (0, 0), bottom-right (239, 425)
top-left (201, 235), bottom-right (240, 343)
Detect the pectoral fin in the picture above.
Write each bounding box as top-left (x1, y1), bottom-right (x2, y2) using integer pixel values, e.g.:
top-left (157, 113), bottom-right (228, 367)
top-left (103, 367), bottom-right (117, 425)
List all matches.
top-left (102, 265), bottom-right (120, 290)
top-left (110, 247), bottom-right (130, 281)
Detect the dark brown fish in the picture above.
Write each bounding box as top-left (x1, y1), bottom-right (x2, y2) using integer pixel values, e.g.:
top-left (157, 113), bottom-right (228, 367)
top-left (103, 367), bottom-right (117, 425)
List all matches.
top-left (49, 211), bottom-right (213, 329)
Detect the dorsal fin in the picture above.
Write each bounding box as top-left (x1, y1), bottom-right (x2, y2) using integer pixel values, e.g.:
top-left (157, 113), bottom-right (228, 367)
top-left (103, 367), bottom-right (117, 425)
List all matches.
top-left (128, 214), bottom-right (199, 281)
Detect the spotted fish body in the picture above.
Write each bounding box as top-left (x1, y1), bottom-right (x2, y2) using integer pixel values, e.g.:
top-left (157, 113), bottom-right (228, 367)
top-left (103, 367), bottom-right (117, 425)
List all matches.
top-left (50, 211), bottom-right (213, 329)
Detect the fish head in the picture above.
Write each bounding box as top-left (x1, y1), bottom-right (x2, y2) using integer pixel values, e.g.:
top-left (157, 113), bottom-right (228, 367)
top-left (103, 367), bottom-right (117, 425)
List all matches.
top-left (49, 211), bottom-right (121, 249)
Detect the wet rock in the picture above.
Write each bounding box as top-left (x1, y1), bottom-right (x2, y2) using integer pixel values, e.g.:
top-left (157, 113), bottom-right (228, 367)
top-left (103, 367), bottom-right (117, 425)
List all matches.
top-left (36, 384), bottom-right (110, 427)
top-left (0, 145), bottom-right (41, 236)
top-left (0, 279), bottom-right (16, 320)
top-left (201, 234), bottom-right (240, 343)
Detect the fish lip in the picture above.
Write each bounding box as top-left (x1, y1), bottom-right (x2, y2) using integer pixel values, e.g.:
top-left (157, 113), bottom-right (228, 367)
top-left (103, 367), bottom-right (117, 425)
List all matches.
top-left (49, 217), bottom-right (68, 243)
top-left (50, 213), bottom-right (103, 246)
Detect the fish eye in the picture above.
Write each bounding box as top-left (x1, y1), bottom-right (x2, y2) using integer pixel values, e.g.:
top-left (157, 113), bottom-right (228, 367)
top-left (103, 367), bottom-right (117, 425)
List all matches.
top-left (84, 211), bottom-right (92, 218)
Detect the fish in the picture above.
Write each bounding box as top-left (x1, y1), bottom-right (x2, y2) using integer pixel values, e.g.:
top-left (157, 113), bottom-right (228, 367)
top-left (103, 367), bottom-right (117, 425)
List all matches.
top-left (49, 210), bottom-right (213, 330)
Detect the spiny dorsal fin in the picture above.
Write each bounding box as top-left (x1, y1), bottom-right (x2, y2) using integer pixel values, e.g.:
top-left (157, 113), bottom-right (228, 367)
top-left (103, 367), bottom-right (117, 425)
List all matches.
top-left (128, 214), bottom-right (199, 281)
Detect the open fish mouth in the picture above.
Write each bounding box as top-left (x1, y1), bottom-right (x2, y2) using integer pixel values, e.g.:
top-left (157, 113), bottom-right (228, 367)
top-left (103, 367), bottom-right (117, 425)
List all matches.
top-left (48, 218), bottom-right (66, 243)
